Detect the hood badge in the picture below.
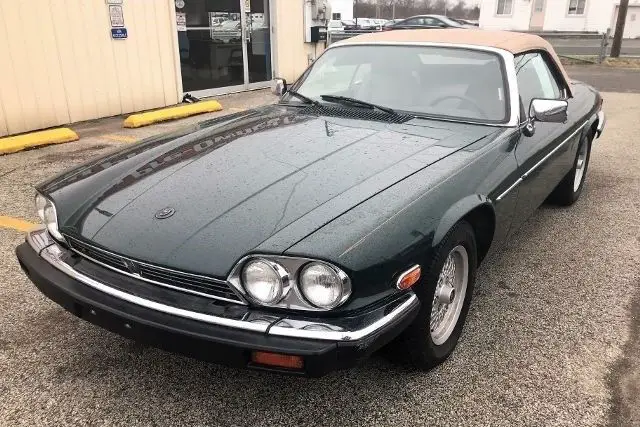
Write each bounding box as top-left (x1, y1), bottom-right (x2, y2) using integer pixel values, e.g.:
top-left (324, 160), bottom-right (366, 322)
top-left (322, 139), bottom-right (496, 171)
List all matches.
top-left (122, 259), bottom-right (141, 276)
top-left (155, 207), bottom-right (176, 219)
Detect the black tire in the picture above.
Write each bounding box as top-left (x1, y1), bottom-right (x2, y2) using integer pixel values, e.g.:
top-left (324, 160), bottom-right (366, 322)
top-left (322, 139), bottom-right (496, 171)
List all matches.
top-left (548, 130), bottom-right (593, 206)
top-left (390, 220), bottom-right (477, 369)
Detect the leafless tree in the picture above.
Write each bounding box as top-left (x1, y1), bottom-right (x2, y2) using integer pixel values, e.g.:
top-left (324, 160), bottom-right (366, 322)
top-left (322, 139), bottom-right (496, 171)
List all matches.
top-left (354, 0), bottom-right (479, 19)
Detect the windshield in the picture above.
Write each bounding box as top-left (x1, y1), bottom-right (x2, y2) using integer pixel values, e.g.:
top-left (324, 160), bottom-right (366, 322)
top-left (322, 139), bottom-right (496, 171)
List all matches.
top-left (286, 45), bottom-right (508, 123)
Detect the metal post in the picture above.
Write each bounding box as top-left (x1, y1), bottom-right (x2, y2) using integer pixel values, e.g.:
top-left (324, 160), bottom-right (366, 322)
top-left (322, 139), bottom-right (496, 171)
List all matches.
top-left (354, 0), bottom-right (358, 29)
top-left (598, 28), bottom-right (611, 64)
top-left (611, 0), bottom-right (629, 58)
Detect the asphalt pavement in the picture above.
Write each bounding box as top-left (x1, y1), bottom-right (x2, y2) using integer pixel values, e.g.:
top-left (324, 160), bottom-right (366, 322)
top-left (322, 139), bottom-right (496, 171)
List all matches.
top-left (0, 73), bottom-right (639, 426)
top-left (566, 65), bottom-right (640, 93)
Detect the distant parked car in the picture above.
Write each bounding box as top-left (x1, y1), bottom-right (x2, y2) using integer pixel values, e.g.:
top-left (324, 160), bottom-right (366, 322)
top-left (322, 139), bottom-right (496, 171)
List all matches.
top-left (451, 18), bottom-right (479, 27)
top-left (341, 19), bottom-right (358, 31)
top-left (328, 20), bottom-right (344, 32)
top-left (383, 18), bottom-right (403, 29)
top-left (355, 18), bottom-right (380, 30)
top-left (382, 14), bottom-right (470, 31)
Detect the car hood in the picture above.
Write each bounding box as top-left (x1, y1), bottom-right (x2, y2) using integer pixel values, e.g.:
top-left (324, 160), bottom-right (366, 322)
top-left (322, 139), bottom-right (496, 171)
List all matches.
top-left (42, 105), bottom-right (498, 277)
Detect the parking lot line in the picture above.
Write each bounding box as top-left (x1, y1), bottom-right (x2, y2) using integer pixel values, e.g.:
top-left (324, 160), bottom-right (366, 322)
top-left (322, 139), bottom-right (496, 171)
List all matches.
top-left (0, 216), bottom-right (36, 232)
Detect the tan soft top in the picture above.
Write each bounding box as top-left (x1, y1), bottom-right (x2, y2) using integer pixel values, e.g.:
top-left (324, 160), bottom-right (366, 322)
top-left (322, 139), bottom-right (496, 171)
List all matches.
top-left (336, 29), bottom-right (572, 94)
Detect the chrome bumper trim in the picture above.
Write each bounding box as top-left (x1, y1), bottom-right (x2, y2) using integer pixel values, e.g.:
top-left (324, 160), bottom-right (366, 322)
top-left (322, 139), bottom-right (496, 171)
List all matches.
top-left (26, 228), bottom-right (419, 342)
top-left (596, 110), bottom-right (606, 138)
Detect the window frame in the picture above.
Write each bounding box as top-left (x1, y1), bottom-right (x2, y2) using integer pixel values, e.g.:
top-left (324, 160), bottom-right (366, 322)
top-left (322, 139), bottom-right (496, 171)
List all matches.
top-left (514, 50), bottom-right (569, 124)
top-left (567, 0), bottom-right (587, 16)
top-left (332, 12), bottom-right (341, 20)
top-left (496, 0), bottom-right (514, 16)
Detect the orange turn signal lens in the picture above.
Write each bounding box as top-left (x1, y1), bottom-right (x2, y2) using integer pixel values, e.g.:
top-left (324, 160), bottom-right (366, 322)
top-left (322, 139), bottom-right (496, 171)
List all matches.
top-left (251, 351), bottom-right (304, 370)
top-left (396, 265), bottom-right (421, 290)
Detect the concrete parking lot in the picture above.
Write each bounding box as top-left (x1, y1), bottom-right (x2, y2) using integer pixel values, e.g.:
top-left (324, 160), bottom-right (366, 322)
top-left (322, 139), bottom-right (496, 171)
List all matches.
top-left (1, 71), bottom-right (639, 426)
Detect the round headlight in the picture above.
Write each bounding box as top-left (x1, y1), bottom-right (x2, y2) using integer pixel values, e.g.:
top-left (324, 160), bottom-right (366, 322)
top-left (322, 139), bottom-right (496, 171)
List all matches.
top-left (299, 262), bottom-right (351, 309)
top-left (241, 259), bottom-right (288, 305)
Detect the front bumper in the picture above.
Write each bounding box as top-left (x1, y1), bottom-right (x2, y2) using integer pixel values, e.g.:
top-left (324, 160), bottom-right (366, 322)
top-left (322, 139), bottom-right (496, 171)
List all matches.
top-left (16, 228), bottom-right (420, 377)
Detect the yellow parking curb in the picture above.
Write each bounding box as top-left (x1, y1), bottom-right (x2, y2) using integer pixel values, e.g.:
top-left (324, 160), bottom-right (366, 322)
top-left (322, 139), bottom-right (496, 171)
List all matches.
top-left (123, 100), bottom-right (223, 128)
top-left (0, 128), bottom-right (79, 155)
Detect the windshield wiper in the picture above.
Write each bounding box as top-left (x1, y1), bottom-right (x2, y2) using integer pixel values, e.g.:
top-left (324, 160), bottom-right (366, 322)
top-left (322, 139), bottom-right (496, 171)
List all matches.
top-left (319, 95), bottom-right (397, 115)
top-left (285, 90), bottom-right (320, 106)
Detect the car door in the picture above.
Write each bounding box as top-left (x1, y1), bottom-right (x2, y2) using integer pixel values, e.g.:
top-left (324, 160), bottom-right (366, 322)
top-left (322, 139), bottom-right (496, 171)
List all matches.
top-left (509, 51), bottom-right (579, 231)
top-left (397, 17), bottom-right (424, 30)
top-left (423, 17), bottom-right (444, 28)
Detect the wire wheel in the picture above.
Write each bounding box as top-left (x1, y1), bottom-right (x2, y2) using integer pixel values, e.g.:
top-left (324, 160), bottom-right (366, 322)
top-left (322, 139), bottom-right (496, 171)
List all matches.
top-left (430, 245), bottom-right (469, 346)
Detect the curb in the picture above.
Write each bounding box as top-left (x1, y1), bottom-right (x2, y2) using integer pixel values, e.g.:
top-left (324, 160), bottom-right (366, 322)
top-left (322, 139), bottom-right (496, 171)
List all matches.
top-left (123, 100), bottom-right (223, 128)
top-left (0, 128), bottom-right (79, 155)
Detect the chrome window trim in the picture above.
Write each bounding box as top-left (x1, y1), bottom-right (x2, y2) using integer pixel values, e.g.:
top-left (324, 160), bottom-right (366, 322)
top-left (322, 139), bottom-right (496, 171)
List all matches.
top-left (496, 120), bottom-right (588, 201)
top-left (26, 229), bottom-right (419, 342)
top-left (64, 235), bottom-right (247, 305)
top-left (323, 41), bottom-right (521, 127)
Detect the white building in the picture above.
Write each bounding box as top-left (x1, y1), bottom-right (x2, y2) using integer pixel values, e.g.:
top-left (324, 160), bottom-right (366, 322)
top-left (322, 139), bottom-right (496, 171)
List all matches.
top-left (0, 0), bottom-right (332, 137)
top-left (479, 0), bottom-right (640, 38)
top-left (329, 0), bottom-right (354, 21)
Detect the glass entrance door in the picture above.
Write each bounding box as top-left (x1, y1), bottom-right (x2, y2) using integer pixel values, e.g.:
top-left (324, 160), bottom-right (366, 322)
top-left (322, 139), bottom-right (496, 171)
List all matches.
top-left (244, 0), bottom-right (272, 86)
top-left (175, 0), bottom-right (272, 97)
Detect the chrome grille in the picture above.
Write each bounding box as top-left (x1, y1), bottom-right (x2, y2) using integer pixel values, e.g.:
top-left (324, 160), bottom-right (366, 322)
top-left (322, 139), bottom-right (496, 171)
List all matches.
top-left (65, 236), bottom-right (244, 304)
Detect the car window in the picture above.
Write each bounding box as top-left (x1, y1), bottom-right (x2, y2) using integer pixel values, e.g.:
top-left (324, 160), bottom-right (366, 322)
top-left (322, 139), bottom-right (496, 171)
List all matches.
top-left (423, 18), bottom-right (439, 26)
top-left (404, 18), bottom-right (422, 25)
top-left (514, 52), bottom-right (562, 116)
top-left (289, 45), bottom-right (508, 123)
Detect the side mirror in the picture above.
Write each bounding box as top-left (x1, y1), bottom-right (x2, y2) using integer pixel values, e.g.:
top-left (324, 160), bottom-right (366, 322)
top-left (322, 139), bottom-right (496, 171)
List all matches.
top-left (523, 99), bottom-right (568, 136)
top-left (529, 99), bottom-right (568, 123)
top-left (272, 78), bottom-right (287, 96)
